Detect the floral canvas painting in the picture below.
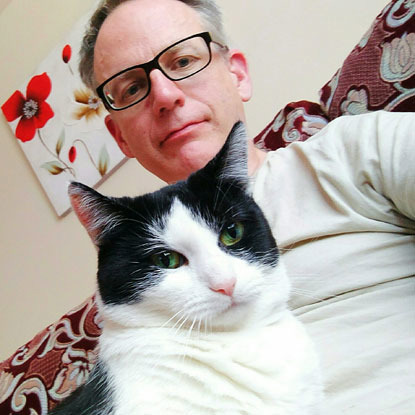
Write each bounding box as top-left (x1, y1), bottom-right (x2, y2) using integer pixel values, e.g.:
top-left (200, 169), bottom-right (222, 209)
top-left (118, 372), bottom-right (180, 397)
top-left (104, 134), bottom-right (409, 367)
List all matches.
top-left (1, 5), bottom-right (126, 216)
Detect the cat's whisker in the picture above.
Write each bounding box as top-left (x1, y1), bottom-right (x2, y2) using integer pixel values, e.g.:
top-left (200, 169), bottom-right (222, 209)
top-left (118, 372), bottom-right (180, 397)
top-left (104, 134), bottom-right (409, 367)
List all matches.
top-left (212, 182), bottom-right (236, 213)
top-left (173, 314), bottom-right (191, 336)
top-left (178, 316), bottom-right (198, 363)
top-left (187, 317), bottom-right (197, 339)
top-left (171, 312), bottom-right (187, 330)
top-left (160, 309), bottom-right (187, 329)
top-left (129, 268), bottom-right (143, 276)
top-left (221, 203), bottom-right (236, 217)
top-left (212, 185), bottom-right (224, 212)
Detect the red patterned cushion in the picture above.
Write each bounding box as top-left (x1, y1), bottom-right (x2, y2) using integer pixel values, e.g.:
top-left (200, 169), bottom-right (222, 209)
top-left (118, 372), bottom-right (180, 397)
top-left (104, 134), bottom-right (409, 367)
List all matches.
top-left (254, 100), bottom-right (329, 150)
top-left (255, 0), bottom-right (415, 151)
top-left (0, 296), bottom-right (101, 413)
top-left (2, 1), bottom-right (415, 413)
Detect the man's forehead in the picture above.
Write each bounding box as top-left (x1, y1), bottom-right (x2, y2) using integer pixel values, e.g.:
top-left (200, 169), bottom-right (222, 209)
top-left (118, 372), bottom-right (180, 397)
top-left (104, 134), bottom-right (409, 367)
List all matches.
top-left (94, 0), bottom-right (206, 82)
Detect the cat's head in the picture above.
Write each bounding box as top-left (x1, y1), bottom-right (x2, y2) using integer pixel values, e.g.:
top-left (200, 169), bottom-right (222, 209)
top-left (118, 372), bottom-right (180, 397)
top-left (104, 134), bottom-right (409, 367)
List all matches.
top-left (69, 122), bottom-right (290, 331)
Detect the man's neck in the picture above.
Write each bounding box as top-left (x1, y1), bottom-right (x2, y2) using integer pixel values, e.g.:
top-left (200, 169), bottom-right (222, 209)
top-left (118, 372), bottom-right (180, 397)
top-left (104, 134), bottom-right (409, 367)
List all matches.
top-left (248, 142), bottom-right (267, 176)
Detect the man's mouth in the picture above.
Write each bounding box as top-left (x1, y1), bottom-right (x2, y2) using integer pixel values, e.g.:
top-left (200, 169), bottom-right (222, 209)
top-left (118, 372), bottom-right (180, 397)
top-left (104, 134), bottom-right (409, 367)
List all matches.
top-left (161, 121), bottom-right (205, 146)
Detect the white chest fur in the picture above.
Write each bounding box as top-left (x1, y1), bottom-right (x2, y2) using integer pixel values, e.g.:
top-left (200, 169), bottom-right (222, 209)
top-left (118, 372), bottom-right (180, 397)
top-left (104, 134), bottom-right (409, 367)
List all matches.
top-left (99, 311), bottom-right (321, 415)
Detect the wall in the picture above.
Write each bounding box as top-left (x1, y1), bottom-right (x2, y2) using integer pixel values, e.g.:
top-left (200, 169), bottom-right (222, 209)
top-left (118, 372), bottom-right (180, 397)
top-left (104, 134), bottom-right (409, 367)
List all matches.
top-left (0, 0), bottom-right (387, 361)
top-left (0, 0), bottom-right (11, 14)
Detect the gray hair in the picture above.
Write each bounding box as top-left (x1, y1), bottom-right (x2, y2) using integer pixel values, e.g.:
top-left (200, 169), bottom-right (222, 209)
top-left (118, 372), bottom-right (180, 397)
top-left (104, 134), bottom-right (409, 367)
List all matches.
top-left (79, 0), bottom-right (227, 90)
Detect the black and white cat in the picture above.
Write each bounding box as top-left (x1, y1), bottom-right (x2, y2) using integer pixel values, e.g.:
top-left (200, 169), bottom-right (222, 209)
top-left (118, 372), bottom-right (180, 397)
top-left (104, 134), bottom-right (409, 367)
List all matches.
top-left (51, 123), bottom-right (322, 415)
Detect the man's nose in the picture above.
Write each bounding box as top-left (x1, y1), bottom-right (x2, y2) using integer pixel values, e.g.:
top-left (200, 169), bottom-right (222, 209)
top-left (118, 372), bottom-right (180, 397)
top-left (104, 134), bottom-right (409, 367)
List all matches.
top-left (149, 69), bottom-right (185, 115)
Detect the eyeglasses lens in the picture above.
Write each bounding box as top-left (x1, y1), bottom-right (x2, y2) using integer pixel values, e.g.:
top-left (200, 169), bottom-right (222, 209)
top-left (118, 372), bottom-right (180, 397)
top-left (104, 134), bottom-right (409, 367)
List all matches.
top-left (103, 68), bottom-right (147, 109)
top-left (102, 35), bottom-right (211, 110)
top-left (159, 36), bottom-right (210, 80)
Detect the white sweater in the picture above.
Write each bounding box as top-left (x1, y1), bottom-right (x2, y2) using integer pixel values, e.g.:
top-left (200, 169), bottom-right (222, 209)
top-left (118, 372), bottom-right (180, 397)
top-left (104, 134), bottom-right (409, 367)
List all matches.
top-left (253, 111), bottom-right (415, 414)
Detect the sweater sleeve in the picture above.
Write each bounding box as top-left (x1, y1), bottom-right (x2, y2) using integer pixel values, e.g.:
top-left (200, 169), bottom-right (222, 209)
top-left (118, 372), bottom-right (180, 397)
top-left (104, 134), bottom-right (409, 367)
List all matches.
top-left (373, 112), bottom-right (415, 222)
top-left (311, 111), bottom-right (415, 229)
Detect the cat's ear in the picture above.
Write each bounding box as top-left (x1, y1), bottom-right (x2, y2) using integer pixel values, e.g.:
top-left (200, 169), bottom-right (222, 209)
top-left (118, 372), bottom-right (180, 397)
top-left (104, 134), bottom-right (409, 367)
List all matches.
top-left (196, 121), bottom-right (249, 190)
top-left (68, 182), bottom-right (122, 246)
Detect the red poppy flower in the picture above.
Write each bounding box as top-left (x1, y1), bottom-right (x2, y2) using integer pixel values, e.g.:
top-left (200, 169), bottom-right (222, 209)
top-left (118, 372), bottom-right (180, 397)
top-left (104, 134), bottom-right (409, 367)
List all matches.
top-left (62, 44), bottom-right (72, 63)
top-left (1, 72), bottom-right (54, 142)
top-left (68, 146), bottom-right (77, 163)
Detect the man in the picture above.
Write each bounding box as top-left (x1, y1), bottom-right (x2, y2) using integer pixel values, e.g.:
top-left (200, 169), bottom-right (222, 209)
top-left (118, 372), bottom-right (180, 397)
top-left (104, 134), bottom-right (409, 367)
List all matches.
top-left (80, 0), bottom-right (265, 184)
top-left (80, 0), bottom-right (415, 413)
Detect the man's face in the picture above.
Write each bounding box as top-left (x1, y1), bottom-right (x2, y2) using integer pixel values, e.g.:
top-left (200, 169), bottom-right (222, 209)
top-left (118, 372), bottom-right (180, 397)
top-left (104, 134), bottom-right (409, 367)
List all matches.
top-left (94, 0), bottom-right (251, 183)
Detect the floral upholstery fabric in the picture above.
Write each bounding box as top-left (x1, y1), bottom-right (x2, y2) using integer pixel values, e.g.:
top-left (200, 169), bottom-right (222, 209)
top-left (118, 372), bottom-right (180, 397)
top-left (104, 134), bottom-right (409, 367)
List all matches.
top-left (0, 297), bottom-right (101, 414)
top-left (254, 0), bottom-right (415, 150)
top-left (2, 1), bottom-right (415, 413)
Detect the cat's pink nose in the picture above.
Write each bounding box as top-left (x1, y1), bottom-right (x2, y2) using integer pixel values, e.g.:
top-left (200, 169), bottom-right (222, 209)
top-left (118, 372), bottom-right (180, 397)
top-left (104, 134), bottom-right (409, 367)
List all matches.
top-left (210, 279), bottom-right (236, 297)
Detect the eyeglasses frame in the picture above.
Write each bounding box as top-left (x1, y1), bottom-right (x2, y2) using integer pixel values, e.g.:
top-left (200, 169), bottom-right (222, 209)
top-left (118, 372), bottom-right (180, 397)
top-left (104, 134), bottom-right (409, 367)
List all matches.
top-left (96, 31), bottom-right (227, 111)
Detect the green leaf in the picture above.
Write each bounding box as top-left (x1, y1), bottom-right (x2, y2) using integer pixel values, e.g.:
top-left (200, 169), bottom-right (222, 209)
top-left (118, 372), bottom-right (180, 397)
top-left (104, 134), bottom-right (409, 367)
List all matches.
top-left (41, 161), bottom-right (65, 175)
top-left (56, 130), bottom-right (65, 156)
top-left (98, 145), bottom-right (109, 176)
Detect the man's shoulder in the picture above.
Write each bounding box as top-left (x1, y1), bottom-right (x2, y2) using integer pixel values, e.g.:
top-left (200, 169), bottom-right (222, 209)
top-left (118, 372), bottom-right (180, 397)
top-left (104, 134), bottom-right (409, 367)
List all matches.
top-left (283, 110), bottom-right (414, 159)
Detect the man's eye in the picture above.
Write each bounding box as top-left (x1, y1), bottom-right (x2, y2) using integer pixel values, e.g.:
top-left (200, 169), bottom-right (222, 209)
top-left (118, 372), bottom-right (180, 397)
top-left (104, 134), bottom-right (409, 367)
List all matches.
top-left (122, 82), bottom-right (143, 99)
top-left (177, 57), bottom-right (191, 67)
top-left (171, 55), bottom-right (198, 71)
top-left (219, 222), bottom-right (244, 247)
top-left (151, 251), bottom-right (187, 269)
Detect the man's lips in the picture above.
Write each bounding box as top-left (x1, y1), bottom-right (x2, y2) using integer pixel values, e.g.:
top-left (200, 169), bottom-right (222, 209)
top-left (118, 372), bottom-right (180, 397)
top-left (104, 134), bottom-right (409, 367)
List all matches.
top-left (160, 121), bottom-right (205, 146)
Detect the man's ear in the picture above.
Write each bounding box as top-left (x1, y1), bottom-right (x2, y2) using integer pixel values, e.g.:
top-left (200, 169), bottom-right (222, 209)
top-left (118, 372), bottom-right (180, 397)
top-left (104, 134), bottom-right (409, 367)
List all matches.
top-left (104, 115), bottom-right (134, 158)
top-left (228, 49), bottom-right (252, 102)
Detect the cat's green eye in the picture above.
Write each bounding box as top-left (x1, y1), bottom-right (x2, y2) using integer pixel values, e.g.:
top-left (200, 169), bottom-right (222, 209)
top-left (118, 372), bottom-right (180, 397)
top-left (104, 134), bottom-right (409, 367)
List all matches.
top-left (151, 251), bottom-right (185, 269)
top-left (220, 222), bottom-right (244, 246)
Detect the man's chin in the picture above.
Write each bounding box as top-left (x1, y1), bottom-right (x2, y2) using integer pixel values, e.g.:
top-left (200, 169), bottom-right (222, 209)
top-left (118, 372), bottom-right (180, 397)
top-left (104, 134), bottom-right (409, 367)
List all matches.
top-left (147, 133), bottom-right (226, 183)
top-left (161, 158), bottom-right (215, 184)
top-left (177, 141), bottom-right (222, 177)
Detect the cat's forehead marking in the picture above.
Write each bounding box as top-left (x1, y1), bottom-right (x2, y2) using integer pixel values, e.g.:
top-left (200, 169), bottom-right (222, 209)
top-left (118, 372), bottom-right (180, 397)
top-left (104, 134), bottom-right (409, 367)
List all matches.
top-left (162, 198), bottom-right (217, 252)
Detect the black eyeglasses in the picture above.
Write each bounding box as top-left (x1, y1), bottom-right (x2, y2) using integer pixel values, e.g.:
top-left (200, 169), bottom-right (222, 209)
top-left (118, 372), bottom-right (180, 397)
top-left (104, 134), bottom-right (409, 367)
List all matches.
top-left (96, 32), bottom-right (227, 111)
